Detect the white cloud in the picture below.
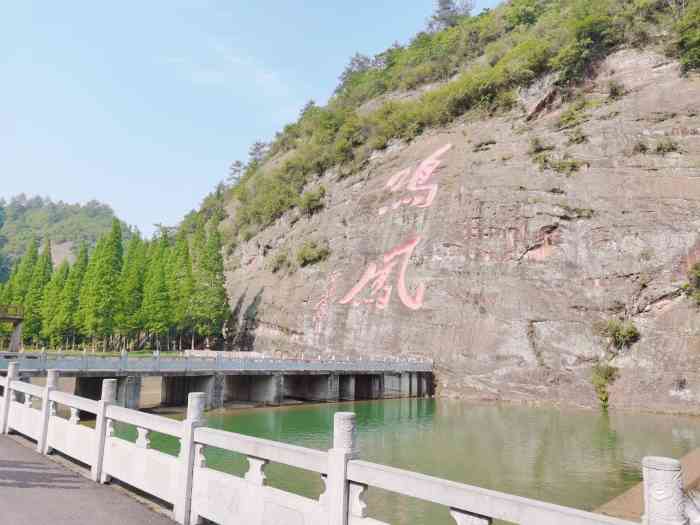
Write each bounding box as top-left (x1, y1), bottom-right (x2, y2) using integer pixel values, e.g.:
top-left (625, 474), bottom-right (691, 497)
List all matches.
top-left (164, 38), bottom-right (289, 99)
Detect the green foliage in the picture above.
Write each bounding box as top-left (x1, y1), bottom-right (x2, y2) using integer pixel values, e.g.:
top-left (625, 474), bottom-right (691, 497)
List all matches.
top-left (607, 80), bottom-right (626, 100)
top-left (299, 186), bottom-right (327, 216)
top-left (270, 251), bottom-right (292, 274)
top-left (550, 4), bottom-right (618, 84)
top-left (0, 195), bottom-right (127, 282)
top-left (678, 3), bottom-right (700, 72)
top-left (567, 128), bottom-right (588, 145)
top-left (591, 363), bottom-right (618, 409)
top-left (296, 241), bottom-right (331, 267)
top-left (654, 137), bottom-right (682, 154)
top-left (214, 0), bottom-right (686, 241)
top-left (556, 99), bottom-right (591, 130)
top-left (599, 319), bottom-right (641, 350)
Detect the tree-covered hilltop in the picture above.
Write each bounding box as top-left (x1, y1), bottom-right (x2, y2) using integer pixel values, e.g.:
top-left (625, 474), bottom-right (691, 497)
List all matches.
top-left (0, 217), bottom-right (230, 352)
top-left (0, 194), bottom-right (129, 281)
top-left (214, 0), bottom-right (700, 247)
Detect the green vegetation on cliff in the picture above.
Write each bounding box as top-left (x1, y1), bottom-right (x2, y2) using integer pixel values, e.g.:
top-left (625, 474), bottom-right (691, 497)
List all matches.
top-left (0, 195), bottom-right (127, 281)
top-left (214, 0), bottom-right (700, 244)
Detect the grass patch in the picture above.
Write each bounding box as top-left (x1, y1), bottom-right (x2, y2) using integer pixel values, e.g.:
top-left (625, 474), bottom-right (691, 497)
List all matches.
top-left (299, 186), bottom-right (326, 216)
top-left (270, 250), bottom-right (293, 274)
top-left (654, 137), bottom-right (682, 155)
top-left (591, 363), bottom-right (618, 410)
top-left (597, 319), bottom-right (641, 350)
top-left (296, 241), bottom-right (331, 267)
top-left (567, 128), bottom-right (588, 145)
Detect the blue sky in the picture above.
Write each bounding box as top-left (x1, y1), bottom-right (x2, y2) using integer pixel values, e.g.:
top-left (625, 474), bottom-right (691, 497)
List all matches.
top-left (1, 1), bottom-right (498, 236)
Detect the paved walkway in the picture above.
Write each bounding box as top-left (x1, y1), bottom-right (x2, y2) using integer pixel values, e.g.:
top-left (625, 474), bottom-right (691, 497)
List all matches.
top-left (0, 436), bottom-right (174, 525)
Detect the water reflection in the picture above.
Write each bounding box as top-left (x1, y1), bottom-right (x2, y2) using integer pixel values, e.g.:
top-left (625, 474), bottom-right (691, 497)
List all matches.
top-left (146, 399), bottom-right (700, 525)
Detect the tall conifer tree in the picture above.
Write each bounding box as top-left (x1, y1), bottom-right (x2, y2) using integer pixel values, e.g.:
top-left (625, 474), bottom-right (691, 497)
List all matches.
top-left (41, 260), bottom-right (69, 345)
top-left (55, 243), bottom-right (88, 347)
top-left (23, 239), bottom-right (53, 344)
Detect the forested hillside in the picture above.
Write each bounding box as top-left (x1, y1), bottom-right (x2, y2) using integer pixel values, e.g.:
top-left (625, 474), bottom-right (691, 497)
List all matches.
top-left (0, 216), bottom-right (229, 352)
top-left (0, 195), bottom-right (127, 281)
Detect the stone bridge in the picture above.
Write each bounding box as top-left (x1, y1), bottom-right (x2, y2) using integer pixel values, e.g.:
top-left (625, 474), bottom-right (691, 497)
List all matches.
top-left (0, 305), bottom-right (23, 352)
top-left (0, 353), bottom-right (434, 410)
top-left (0, 363), bottom-right (686, 525)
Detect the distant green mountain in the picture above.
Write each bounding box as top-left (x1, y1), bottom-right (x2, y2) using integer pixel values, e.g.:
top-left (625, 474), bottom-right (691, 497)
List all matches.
top-left (0, 195), bottom-right (129, 281)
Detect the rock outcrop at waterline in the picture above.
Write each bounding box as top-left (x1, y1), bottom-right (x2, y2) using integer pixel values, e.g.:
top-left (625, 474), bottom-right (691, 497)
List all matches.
top-left (223, 50), bottom-right (700, 413)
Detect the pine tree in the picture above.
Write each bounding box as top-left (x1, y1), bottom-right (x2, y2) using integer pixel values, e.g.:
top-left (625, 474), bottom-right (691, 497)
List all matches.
top-left (191, 221), bottom-right (229, 348)
top-left (55, 243), bottom-right (88, 347)
top-left (116, 234), bottom-right (147, 348)
top-left (84, 219), bottom-right (123, 349)
top-left (141, 235), bottom-right (171, 349)
top-left (11, 238), bottom-right (38, 304)
top-left (78, 237), bottom-right (104, 347)
top-left (40, 260), bottom-right (70, 345)
top-left (427, 0), bottom-right (473, 32)
top-left (23, 239), bottom-right (53, 345)
top-left (168, 231), bottom-right (194, 350)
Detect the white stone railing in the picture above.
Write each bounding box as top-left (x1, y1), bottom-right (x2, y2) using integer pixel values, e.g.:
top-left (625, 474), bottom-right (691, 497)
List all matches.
top-left (0, 363), bottom-right (690, 525)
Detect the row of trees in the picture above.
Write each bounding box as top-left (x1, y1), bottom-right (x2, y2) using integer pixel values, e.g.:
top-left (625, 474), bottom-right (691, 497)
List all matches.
top-left (0, 218), bottom-right (230, 352)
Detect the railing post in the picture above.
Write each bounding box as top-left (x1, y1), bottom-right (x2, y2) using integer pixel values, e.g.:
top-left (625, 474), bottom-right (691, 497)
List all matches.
top-left (174, 392), bottom-right (206, 525)
top-left (642, 456), bottom-right (688, 525)
top-left (328, 412), bottom-right (357, 525)
top-left (37, 369), bottom-right (58, 454)
top-left (91, 378), bottom-right (118, 482)
top-left (1, 362), bottom-right (18, 434)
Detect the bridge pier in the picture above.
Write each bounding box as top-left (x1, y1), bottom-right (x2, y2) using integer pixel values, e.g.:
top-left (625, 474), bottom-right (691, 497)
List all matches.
top-left (284, 374), bottom-right (340, 402)
top-left (339, 375), bottom-right (356, 401)
top-left (383, 373), bottom-right (402, 398)
top-left (117, 376), bottom-right (142, 409)
top-left (161, 375), bottom-right (225, 410)
top-left (225, 374), bottom-right (283, 405)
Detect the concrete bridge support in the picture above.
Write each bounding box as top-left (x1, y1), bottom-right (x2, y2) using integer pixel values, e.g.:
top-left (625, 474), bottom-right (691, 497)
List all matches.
top-left (225, 374), bottom-right (283, 406)
top-left (339, 375), bottom-right (355, 401)
top-left (354, 375), bottom-right (385, 400)
top-left (383, 374), bottom-right (402, 398)
top-left (284, 374), bottom-right (340, 402)
top-left (117, 376), bottom-right (142, 410)
top-left (161, 375), bottom-right (225, 410)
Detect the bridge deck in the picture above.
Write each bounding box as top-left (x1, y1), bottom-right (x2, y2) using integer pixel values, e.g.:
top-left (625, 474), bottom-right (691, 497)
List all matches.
top-left (0, 436), bottom-right (173, 525)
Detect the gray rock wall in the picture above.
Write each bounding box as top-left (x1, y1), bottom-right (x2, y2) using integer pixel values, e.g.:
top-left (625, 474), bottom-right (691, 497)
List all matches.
top-left (223, 50), bottom-right (700, 413)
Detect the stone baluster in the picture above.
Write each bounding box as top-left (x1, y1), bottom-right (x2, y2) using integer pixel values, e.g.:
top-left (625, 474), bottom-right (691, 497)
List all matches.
top-left (349, 482), bottom-right (369, 519)
top-left (91, 378), bottom-right (117, 483)
top-left (135, 426), bottom-right (150, 449)
top-left (642, 456), bottom-right (688, 525)
top-left (69, 407), bottom-right (80, 424)
top-left (174, 392), bottom-right (206, 525)
top-left (38, 369), bottom-right (58, 454)
top-left (244, 456), bottom-right (269, 486)
top-left (1, 362), bottom-right (18, 434)
top-left (24, 389), bottom-right (33, 408)
top-left (449, 508), bottom-right (492, 524)
top-left (327, 412), bottom-right (358, 525)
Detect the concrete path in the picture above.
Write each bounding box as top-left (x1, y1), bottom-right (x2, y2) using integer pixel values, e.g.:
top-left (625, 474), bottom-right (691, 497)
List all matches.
top-left (0, 436), bottom-right (174, 525)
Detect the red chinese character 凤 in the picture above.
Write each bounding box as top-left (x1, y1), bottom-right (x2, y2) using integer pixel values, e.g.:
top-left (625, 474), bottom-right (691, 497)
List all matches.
top-left (338, 236), bottom-right (425, 311)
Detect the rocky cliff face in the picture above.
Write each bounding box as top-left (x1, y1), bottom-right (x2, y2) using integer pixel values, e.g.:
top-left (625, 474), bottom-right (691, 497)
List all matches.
top-left (223, 50), bottom-right (700, 413)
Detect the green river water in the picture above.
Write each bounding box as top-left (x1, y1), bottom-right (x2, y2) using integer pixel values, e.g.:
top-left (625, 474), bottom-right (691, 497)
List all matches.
top-left (117, 398), bottom-right (700, 524)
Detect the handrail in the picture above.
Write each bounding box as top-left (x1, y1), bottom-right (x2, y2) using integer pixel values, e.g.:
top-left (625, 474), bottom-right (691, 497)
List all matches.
top-left (49, 391), bottom-right (99, 414)
top-left (105, 404), bottom-right (182, 438)
top-left (346, 460), bottom-right (636, 525)
top-left (194, 426), bottom-right (328, 474)
top-left (9, 380), bottom-right (44, 398)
